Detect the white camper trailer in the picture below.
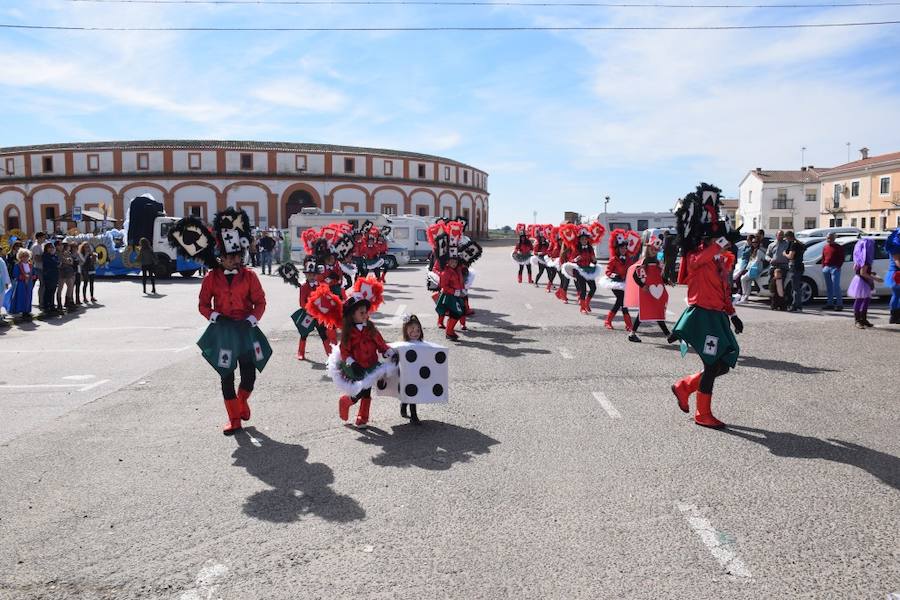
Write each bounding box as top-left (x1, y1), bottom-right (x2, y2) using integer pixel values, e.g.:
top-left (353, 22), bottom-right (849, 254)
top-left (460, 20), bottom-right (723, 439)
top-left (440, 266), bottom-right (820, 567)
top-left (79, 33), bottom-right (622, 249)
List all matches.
top-left (385, 215), bottom-right (436, 261)
top-left (287, 208), bottom-right (409, 267)
top-left (585, 211), bottom-right (677, 259)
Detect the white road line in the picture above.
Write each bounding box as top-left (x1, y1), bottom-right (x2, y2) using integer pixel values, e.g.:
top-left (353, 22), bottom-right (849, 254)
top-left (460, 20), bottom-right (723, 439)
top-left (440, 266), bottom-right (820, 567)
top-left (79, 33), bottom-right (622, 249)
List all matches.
top-left (79, 379), bottom-right (110, 392)
top-left (0, 383), bottom-right (84, 389)
top-left (525, 303), bottom-right (533, 310)
top-left (81, 326), bottom-right (175, 331)
top-left (391, 304), bottom-right (408, 326)
top-left (174, 345), bottom-right (192, 353)
top-left (591, 391), bottom-right (622, 419)
top-left (0, 348), bottom-right (193, 354)
top-left (676, 502), bottom-right (752, 578)
top-left (559, 347), bottom-right (574, 360)
top-left (62, 375), bottom-right (96, 381)
top-left (179, 562), bottom-right (229, 600)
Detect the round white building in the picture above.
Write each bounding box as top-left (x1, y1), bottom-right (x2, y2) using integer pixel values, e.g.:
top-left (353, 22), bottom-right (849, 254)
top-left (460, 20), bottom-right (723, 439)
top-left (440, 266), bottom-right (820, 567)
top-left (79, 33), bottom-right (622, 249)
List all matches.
top-left (0, 140), bottom-right (489, 237)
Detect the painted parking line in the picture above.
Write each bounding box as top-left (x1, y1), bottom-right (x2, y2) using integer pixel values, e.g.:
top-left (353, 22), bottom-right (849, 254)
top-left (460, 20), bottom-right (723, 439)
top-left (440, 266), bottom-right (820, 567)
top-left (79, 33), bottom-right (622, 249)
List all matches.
top-left (0, 379), bottom-right (111, 392)
top-left (676, 502), bottom-right (751, 578)
top-left (559, 347), bottom-right (574, 360)
top-left (78, 379), bottom-right (110, 392)
top-left (591, 391), bottom-right (622, 419)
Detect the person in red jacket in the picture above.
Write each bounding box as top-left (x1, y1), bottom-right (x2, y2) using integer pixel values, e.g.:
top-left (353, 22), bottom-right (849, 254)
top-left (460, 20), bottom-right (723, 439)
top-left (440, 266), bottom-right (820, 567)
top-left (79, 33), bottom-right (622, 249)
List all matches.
top-left (195, 209), bottom-right (268, 435)
top-left (603, 233), bottom-right (636, 329)
top-left (669, 185), bottom-right (743, 429)
top-left (543, 229), bottom-right (561, 293)
top-left (334, 294), bottom-right (396, 427)
top-left (436, 255), bottom-right (465, 340)
top-left (296, 260), bottom-right (334, 361)
top-left (573, 232), bottom-right (598, 314)
top-left (532, 228), bottom-right (551, 287)
top-left (513, 233), bottom-right (534, 283)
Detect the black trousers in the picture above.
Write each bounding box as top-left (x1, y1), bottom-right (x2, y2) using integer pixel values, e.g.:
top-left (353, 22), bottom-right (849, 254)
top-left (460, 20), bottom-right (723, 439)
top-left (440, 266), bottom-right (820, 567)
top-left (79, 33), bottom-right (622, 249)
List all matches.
top-left (558, 273), bottom-right (570, 291)
top-left (534, 262), bottom-right (547, 284)
top-left (699, 360), bottom-right (730, 394)
top-left (517, 264), bottom-right (532, 277)
top-left (43, 277), bottom-right (58, 310)
top-left (82, 274), bottom-right (95, 299)
top-left (573, 274), bottom-right (596, 300)
top-left (632, 318), bottom-right (670, 335)
top-left (141, 266), bottom-right (156, 292)
top-left (545, 266), bottom-right (557, 285)
top-left (301, 323), bottom-right (329, 343)
top-left (221, 353), bottom-right (256, 399)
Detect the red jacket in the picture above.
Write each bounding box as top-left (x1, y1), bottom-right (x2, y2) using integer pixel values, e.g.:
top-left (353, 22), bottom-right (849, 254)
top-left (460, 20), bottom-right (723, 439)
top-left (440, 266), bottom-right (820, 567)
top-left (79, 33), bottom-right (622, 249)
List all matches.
top-left (680, 244), bottom-right (735, 315)
top-left (340, 324), bottom-right (389, 369)
top-left (574, 245), bottom-right (595, 268)
top-left (363, 241), bottom-right (381, 260)
top-left (534, 238), bottom-right (550, 254)
top-left (605, 253), bottom-right (632, 279)
top-left (515, 239), bottom-right (533, 254)
top-left (822, 242), bottom-right (845, 268)
top-left (299, 281), bottom-right (319, 306)
top-left (198, 268), bottom-right (266, 321)
top-left (440, 267), bottom-right (464, 294)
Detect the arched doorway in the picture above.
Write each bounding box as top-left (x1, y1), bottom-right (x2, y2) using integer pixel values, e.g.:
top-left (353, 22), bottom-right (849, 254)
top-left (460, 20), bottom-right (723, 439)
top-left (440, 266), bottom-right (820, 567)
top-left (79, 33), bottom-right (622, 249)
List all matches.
top-left (475, 211), bottom-right (481, 239)
top-left (284, 189), bottom-right (316, 227)
top-left (4, 206), bottom-right (21, 233)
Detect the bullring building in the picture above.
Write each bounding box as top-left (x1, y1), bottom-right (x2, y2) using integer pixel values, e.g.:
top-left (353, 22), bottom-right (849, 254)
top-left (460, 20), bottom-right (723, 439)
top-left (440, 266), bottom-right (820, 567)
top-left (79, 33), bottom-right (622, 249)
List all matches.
top-left (0, 140), bottom-right (489, 238)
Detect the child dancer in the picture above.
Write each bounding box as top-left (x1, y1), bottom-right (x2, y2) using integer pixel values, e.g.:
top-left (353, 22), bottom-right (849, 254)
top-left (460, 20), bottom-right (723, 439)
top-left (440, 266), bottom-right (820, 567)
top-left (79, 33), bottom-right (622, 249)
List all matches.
top-left (513, 231), bottom-right (534, 283)
top-left (625, 233), bottom-right (671, 343)
top-left (555, 228), bottom-right (572, 304)
top-left (603, 231), bottom-right (636, 330)
top-left (572, 232), bottom-right (598, 314)
top-left (436, 255), bottom-right (465, 340)
top-left (532, 227), bottom-right (551, 287)
top-left (544, 227), bottom-right (560, 293)
top-left (297, 260), bottom-right (334, 360)
top-left (399, 314), bottom-right (425, 424)
top-left (330, 292), bottom-right (396, 428)
top-left (848, 237), bottom-right (878, 329)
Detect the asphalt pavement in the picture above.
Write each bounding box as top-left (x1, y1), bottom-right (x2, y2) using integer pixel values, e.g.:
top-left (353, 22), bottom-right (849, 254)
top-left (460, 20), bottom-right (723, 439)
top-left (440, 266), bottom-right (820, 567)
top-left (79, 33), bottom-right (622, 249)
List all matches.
top-left (1, 246), bottom-right (898, 600)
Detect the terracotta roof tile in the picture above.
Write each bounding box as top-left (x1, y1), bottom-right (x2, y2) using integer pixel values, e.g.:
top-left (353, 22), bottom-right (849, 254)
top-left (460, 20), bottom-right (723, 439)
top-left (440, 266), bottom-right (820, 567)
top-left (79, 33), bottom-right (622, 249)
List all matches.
top-left (750, 168), bottom-right (828, 184)
top-left (820, 151), bottom-right (900, 176)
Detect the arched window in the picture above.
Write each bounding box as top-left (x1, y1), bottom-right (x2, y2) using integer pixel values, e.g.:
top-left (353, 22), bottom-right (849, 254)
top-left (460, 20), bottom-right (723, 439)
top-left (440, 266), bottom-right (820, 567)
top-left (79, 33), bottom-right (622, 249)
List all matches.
top-left (284, 190), bottom-right (316, 227)
top-left (4, 205), bottom-right (21, 233)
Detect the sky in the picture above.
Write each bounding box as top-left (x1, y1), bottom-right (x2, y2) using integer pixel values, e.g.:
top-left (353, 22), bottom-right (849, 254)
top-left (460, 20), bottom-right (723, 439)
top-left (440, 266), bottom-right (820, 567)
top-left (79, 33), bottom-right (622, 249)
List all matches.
top-left (2, 0), bottom-right (900, 227)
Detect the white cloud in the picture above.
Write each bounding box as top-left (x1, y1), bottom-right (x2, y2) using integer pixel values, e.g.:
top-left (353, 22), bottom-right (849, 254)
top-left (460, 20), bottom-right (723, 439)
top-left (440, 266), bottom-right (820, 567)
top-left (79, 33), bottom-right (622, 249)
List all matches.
top-left (251, 78), bottom-right (348, 112)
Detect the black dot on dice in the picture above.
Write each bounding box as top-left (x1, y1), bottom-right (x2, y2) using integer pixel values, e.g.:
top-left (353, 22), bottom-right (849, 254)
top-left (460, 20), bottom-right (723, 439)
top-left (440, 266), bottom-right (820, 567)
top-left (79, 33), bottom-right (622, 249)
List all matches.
top-left (419, 366), bottom-right (431, 379)
top-left (405, 384), bottom-right (418, 397)
top-left (377, 379), bottom-right (386, 390)
top-left (405, 350), bottom-right (418, 363)
top-left (432, 384), bottom-right (443, 396)
top-left (435, 351), bottom-right (447, 364)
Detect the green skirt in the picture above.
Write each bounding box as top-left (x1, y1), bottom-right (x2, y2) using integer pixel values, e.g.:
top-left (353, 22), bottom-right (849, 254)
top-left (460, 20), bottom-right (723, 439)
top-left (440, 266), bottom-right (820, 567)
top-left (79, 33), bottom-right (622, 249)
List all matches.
top-left (435, 293), bottom-right (465, 318)
top-left (672, 306), bottom-right (740, 367)
top-left (291, 308), bottom-right (319, 337)
top-left (197, 318), bottom-right (273, 376)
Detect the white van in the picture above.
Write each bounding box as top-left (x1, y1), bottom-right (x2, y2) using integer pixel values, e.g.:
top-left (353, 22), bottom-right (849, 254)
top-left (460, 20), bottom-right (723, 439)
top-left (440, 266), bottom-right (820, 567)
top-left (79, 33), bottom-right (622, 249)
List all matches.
top-left (582, 211), bottom-right (677, 260)
top-left (287, 209), bottom-right (408, 267)
top-left (386, 215), bottom-right (435, 262)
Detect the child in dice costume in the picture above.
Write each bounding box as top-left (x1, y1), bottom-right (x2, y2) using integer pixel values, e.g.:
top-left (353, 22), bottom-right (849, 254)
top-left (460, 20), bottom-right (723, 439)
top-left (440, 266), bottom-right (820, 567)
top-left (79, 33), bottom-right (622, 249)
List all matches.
top-left (327, 276), bottom-right (397, 428)
top-left (168, 207), bottom-right (272, 436)
top-left (624, 230), bottom-right (673, 343)
top-left (669, 184), bottom-right (744, 429)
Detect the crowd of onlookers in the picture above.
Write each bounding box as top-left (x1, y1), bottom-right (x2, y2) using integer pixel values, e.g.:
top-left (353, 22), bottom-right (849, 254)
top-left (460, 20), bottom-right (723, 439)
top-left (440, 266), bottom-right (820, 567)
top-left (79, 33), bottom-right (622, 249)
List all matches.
top-left (1, 231), bottom-right (100, 326)
top-left (245, 230), bottom-right (284, 275)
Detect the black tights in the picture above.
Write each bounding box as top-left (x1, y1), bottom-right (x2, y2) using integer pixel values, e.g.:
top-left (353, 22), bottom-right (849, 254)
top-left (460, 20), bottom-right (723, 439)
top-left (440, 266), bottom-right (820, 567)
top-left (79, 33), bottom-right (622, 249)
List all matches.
top-left (142, 267), bottom-right (156, 293)
top-left (534, 263), bottom-right (547, 284)
top-left (699, 360), bottom-right (730, 394)
top-left (301, 323), bottom-right (329, 344)
top-left (558, 274), bottom-right (570, 291)
top-left (610, 289), bottom-right (630, 317)
top-left (221, 354), bottom-right (256, 399)
top-left (545, 267), bottom-right (557, 285)
top-left (574, 274), bottom-right (596, 300)
top-left (632, 318), bottom-right (670, 336)
top-left (518, 264), bottom-right (532, 277)
top-left (81, 274), bottom-right (95, 299)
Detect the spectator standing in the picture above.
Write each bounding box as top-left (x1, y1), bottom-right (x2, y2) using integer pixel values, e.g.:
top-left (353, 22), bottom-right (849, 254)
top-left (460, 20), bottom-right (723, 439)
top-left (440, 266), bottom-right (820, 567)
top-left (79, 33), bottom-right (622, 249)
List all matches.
top-left (274, 232), bottom-right (283, 264)
top-left (6, 241), bottom-right (23, 277)
top-left (784, 230), bottom-right (806, 312)
top-left (79, 242), bottom-right (98, 302)
top-left (765, 230), bottom-right (789, 310)
top-left (821, 233), bottom-right (845, 311)
top-left (3, 248), bottom-right (36, 321)
top-left (139, 237), bottom-right (157, 295)
top-left (737, 236), bottom-right (763, 303)
top-left (72, 243), bottom-right (84, 305)
top-left (41, 242), bottom-right (59, 315)
top-left (30, 232), bottom-right (46, 310)
top-left (258, 231), bottom-right (275, 275)
top-left (0, 255), bottom-right (11, 327)
top-left (57, 242), bottom-right (77, 311)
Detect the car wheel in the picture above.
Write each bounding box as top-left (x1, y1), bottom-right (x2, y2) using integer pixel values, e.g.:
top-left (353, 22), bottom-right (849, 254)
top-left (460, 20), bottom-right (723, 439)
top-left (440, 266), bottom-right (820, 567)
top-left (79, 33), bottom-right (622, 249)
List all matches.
top-left (801, 277), bottom-right (817, 304)
top-left (154, 255), bottom-right (173, 279)
top-left (179, 270), bottom-right (197, 278)
top-left (385, 256), bottom-right (398, 270)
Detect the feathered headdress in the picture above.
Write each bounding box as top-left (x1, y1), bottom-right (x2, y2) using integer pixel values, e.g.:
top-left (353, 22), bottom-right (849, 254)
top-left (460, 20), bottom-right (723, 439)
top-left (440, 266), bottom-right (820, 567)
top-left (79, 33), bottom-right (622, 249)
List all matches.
top-left (167, 216), bottom-right (217, 268)
top-left (212, 207), bottom-right (253, 255)
top-left (558, 223), bottom-right (580, 250)
top-left (515, 223), bottom-right (527, 236)
top-left (348, 274), bottom-right (385, 313)
top-left (608, 228), bottom-right (642, 257)
top-left (674, 183), bottom-right (742, 254)
top-left (301, 228), bottom-right (320, 255)
top-left (276, 262), bottom-right (302, 287)
top-left (305, 285), bottom-right (343, 329)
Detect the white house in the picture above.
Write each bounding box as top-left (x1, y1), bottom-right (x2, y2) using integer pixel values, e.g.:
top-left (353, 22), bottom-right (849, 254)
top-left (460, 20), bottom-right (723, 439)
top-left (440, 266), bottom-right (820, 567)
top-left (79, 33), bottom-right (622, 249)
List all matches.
top-left (0, 140), bottom-right (489, 238)
top-left (737, 167), bottom-right (827, 234)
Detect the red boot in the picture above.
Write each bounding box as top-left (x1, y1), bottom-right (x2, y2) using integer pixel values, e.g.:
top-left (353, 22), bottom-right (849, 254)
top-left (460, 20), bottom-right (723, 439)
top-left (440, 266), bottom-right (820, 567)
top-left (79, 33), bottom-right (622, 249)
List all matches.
top-left (695, 392), bottom-right (725, 429)
top-left (236, 387), bottom-right (252, 421)
top-left (528, 274), bottom-right (533, 284)
top-left (297, 339), bottom-right (307, 360)
top-left (222, 399), bottom-right (242, 435)
top-left (671, 372), bottom-right (701, 413)
top-left (437, 315), bottom-right (445, 329)
top-left (446, 318), bottom-right (460, 340)
top-left (339, 395), bottom-right (354, 421)
top-left (355, 397), bottom-right (371, 427)
top-left (604, 311), bottom-right (614, 330)
top-left (546, 281), bottom-right (553, 292)
top-left (579, 298), bottom-right (588, 314)
top-left (623, 312), bottom-right (634, 332)
top-left (585, 297), bottom-right (593, 313)
top-left (459, 315), bottom-right (467, 331)
top-left (517, 273), bottom-right (523, 284)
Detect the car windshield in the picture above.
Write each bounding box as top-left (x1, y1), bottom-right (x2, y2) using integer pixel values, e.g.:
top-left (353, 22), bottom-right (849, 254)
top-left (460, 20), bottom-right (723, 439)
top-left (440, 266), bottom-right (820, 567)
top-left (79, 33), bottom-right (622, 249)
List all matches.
top-left (803, 240), bottom-right (827, 263)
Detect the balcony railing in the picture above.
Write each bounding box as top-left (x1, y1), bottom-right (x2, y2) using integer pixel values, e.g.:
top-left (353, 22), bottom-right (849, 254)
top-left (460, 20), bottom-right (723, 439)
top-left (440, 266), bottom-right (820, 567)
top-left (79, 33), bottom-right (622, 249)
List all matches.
top-left (827, 196), bottom-right (840, 209)
top-left (771, 198), bottom-right (794, 210)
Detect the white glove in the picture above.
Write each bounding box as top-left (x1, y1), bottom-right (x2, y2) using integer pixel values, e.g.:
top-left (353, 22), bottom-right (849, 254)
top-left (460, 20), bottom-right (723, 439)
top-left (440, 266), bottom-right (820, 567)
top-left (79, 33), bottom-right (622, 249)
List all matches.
top-left (345, 356), bottom-right (356, 366)
top-left (245, 315), bottom-right (258, 328)
top-left (209, 311), bottom-right (220, 323)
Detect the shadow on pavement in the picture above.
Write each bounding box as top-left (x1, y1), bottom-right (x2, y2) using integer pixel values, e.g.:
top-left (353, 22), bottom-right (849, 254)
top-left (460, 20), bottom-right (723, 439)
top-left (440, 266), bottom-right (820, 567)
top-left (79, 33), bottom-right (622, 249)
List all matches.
top-left (466, 308), bottom-right (539, 332)
top-left (355, 421), bottom-right (500, 470)
top-left (719, 425), bottom-right (900, 492)
top-left (461, 329), bottom-right (552, 357)
top-left (232, 428), bottom-right (366, 523)
top-left (654, 344), bottom-right (838, 374)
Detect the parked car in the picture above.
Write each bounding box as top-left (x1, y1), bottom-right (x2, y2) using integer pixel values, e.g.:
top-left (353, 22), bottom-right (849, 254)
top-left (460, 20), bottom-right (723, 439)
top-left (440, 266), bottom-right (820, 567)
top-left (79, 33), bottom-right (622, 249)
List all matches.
top-left (795, 226), bottom-right (863, 240)
top-left (383, 245), bottom-right (410, 269)
top-left (755, 235), bottom-right (893, 304)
